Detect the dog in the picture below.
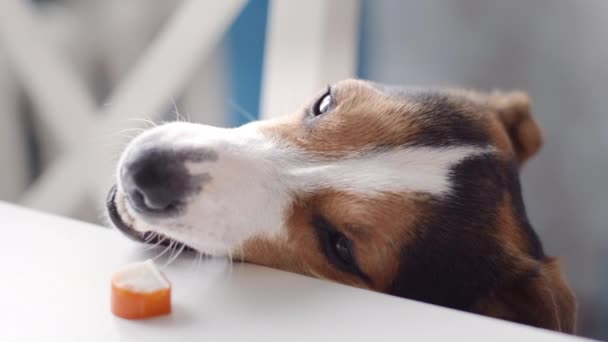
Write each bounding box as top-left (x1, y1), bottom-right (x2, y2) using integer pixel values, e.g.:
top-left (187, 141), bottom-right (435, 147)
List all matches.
top-left (106, 79), bottom-right (576, 332)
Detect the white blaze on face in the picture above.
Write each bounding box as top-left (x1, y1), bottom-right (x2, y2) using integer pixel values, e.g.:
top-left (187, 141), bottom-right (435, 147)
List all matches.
top-left (116, 121), bottom-right (493, 256)
top-left (287, 146), bottom-right (494, 196)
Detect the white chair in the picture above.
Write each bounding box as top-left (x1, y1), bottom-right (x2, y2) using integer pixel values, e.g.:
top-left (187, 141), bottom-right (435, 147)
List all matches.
top-left (0, 0), bottom-right (360, 221)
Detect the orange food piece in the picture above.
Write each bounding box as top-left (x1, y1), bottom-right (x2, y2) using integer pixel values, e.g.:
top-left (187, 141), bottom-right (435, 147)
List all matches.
top-left (111, 260), bottom-right (171, 319)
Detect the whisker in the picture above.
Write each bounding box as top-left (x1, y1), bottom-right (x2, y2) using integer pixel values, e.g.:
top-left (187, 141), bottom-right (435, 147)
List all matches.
top-left (169, 97), bottom-right (189, 123)
top-left (116, 127), bottom-right (147, 133)
top-left (144, 236), bottom-right (168, 251)
top-left (153, 240), bottom-right (175, 260)
top-left (99, 128), bottom-right (147, 144)
top-left (114, 133), bottom-right (142, 140)
top-left (164, 243), bottom-right (186, 267)
top-left (126, 117), bottom-right (159, 128)
top-left (144, 113), bottom-right (161, 127)
top-left (166, 241), bottom-right (178, 262)
top-left (226, 249), bottom-right (234, 279)
top-left (227, 100), bottom-right (257, 123)
top-left (197, 250), bottom-right (205, 269)
top-left (142, 233), bottom-right (158, 245)
top-left (144, 232), bottom-right (157, 241)
top-left (190, 250), bottom-right (201, 269)
top-left (170, 97), bottom-right (180, 122)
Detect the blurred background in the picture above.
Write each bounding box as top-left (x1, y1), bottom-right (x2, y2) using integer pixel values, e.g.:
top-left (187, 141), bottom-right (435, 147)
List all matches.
top-left (0, 0), bottom-right (606, 339)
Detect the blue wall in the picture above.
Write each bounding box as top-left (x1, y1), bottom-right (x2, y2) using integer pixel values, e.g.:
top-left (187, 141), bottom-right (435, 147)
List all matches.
top-left (226, 0), bottom-right (371, 126)
top-left (226, 0), bottom-right (269, 126)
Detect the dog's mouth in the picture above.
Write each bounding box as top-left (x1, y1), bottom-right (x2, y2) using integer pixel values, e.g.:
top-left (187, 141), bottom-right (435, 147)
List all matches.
top-left (106, 185), bottom-right (193, 251)
top-left (106, 185), bottom-right (149, 242)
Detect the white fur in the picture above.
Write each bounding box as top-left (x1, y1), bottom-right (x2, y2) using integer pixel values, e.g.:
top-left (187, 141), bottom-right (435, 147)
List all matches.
top-left (287, 146), bottom-right (493, 196)
top-left (115, 121), bottom-right (493, 255)
top-left (116, 122), bottom-right (292, 253)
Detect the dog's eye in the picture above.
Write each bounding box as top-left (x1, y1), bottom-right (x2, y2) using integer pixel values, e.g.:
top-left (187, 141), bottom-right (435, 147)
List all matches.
top-left (311, 86), bottom-right (332, 116)
top-left (312, 215), bottom-right (370, 283)
top-left (333, 234), bottom-right (354, 266)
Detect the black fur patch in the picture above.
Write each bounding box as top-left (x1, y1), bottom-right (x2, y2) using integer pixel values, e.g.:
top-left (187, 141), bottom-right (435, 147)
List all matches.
top-left (389, 154), bottom-right (546, 311)
top-left (408, 93), bottom-right (490, 148)
top-left (504, 161), bottom-right (544, 259)
top-left (373, 84), bottom-right (490, 148)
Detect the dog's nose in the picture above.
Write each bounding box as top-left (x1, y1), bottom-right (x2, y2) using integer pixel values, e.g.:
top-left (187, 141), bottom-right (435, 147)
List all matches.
top-left (120, 149), bottom-right (189, 213)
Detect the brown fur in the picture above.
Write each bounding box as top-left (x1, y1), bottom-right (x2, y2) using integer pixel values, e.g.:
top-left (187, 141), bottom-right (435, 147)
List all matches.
top-left (473, 259), bottom-right (577, 333)
top-left (241, 79), bottom-right (574, 333)
top-left (241, 191), bottom-right (425, 291)
top-left (259, 80), bottom-right (422, 158)
top-left (496, 195), bottom-right (537, 264)
top-left (451, 88), bottom-right (543, 166)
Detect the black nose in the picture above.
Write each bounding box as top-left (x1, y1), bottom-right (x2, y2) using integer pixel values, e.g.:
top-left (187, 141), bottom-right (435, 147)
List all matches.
top-left (121, 149), bottom-right (190, 213)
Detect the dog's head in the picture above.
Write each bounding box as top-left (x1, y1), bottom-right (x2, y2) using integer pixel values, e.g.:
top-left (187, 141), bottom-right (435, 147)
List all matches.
top-left (107, 79), bottom-right (575, 332)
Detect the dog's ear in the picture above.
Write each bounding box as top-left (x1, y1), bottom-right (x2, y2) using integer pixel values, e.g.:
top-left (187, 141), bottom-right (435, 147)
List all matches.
top-left (487, 91), bottom-right (543, 166)
top-left (474, 258), bottom-right (577, 333)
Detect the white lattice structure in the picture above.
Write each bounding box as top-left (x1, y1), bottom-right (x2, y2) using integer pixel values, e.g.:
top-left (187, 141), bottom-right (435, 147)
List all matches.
top-left (262, 0), bottom-right (360, 118)
top-left (0, 0), bottom-right (359, 220)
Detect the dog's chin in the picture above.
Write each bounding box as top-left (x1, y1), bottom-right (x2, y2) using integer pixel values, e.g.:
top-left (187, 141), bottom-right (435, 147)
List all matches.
top-left (106, 185), bottom-right (244, 259)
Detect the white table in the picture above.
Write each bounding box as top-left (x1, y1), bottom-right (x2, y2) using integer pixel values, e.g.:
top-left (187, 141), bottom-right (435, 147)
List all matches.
top-left (0, 202), bottom-right (590, 341)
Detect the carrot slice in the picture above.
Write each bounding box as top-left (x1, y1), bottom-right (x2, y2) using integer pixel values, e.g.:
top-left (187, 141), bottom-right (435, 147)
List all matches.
top-left (111, 259), bottom-right (171, 319)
